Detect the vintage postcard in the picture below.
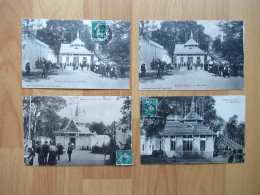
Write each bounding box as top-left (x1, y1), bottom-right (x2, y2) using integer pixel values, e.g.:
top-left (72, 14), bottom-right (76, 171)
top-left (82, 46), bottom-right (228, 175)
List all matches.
top-left (23, 96), bottom-right (132, 166)
top-left (22, 19), bottom-right (130, 89)
top-left (140, 96), bottom-right (245, 164)
top-left (139, 20), bottom-right (244, 90)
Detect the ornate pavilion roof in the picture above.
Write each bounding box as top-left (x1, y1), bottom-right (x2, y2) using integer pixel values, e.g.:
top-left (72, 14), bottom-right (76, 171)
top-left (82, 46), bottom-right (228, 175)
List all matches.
top-left (162, 97), bottom-right (215, 136)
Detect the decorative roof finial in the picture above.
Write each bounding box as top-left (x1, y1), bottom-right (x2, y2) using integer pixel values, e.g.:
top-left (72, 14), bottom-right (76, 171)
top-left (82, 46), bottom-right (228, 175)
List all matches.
top-left (191, 31), bottom-right (193, 39)
top-left (77, 30), bottom-right (79, 39)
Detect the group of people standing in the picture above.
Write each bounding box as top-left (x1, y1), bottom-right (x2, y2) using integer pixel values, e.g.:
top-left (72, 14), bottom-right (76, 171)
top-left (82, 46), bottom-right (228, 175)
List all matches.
top-left (99, 64), bottom-right (118, 79)
top-left (212, 63), bottom-right (230, 78)
top-left (25, 141), bottom-right (74, 166)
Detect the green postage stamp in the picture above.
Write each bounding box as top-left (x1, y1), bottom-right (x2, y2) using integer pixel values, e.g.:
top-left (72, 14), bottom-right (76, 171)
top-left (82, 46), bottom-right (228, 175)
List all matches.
top-left (142, 98), bottom-right (157, 117)
top-left (92, 21), bottom-right (106, 39)
top-left (116, 150), bottom-right (133, 165)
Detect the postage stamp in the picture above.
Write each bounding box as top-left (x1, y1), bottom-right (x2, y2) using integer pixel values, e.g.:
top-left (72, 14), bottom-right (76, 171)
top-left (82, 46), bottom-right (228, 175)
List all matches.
top-left (141, 98), bottom-right (157, 117)
top-left (92, 21), bottom-right (106, 39)
top-left (116, 150), bottom-right (133, 165)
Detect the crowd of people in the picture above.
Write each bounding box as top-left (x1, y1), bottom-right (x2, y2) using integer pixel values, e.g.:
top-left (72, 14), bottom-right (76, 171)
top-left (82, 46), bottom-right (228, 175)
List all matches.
top-left (25, 141), bottom-right (74, 166)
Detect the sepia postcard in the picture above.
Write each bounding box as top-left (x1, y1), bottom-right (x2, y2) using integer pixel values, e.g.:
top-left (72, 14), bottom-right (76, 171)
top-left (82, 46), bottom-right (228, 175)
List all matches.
top-left (23, 96), bottom-right (132, 166)
top-left (139, 20), bottom-right (244, 90)
top-left (22, 19), bottom-right (130, 89)
top-left (140, 96), bottom-right (245, 164)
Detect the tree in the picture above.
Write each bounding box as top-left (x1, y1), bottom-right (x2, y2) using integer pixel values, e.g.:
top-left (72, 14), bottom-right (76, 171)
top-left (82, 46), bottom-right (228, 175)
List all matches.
top-left (98, 21), bottom-right (130, 67)
top-left (120, 97), bottom-right (131, 133)
top-left (89, 122), bottom-right (106, 135)
top-left (23, 97), bottom-right (67, 140)
top-left (225, 115), bottom-right (244, 143)
top-left (213, 35), bottom-right (222, 53)
top-left (218, 21), bottom-right (244, 66)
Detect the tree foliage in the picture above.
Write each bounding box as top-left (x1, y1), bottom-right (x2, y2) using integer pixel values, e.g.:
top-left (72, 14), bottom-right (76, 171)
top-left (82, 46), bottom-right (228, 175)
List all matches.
top-left (119, 96), bottom-right (131, 133)
top-left (98, 21), bottom-right (130, 66)
top-left (89, 122), bottom-right (106, 135)
top-left (23, 97), bottom-right (67, 140)
top-left (225, 115), bottom-right (244, 143)
top-left (216, 21), bottom-right (244, 66)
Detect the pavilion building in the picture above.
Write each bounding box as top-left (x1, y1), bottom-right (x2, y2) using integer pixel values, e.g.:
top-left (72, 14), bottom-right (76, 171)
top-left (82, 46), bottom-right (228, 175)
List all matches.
top-left (53, 105), bottom-right (110, 150)
top-left (141, 97), bottom-right (215, 158)
top-left (174, 31), bottom-right (206, 68)
top-left (59, 31), bottom-right (94, 66)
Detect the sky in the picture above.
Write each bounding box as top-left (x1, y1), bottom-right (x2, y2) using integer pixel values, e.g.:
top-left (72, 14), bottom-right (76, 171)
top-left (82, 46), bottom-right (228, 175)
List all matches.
top-left (213, 96), bottom-right (246, 122)
top-left (58, 96), bottom-right (127, 125)
top-left (196, 20), bottom-right (221, 39)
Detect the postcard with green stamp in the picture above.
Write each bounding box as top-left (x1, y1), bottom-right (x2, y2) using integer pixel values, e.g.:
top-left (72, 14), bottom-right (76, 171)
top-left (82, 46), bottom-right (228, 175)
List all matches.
top-left (116, 150), bottom-right (133, 165)
top-left (141, 98), bottom-right (157, 117)
top-left (92, 21), bottom-right (106, 39)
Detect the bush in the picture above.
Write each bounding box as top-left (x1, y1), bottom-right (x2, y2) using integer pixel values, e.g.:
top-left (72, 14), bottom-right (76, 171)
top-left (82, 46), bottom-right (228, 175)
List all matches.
top-left (91, 144), bottom-right (109, 154)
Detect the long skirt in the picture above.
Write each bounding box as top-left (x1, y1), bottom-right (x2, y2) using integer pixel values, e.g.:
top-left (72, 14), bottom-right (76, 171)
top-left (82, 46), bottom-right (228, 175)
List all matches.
top-left (48, 151), bottom-right (57, 165)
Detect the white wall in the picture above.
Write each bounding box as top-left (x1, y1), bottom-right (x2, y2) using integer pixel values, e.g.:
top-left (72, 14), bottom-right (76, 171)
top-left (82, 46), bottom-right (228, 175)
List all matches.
top-left (139, 39), bottom-right (168, 71)
top-left (22, 36), bottom-right (49, 70)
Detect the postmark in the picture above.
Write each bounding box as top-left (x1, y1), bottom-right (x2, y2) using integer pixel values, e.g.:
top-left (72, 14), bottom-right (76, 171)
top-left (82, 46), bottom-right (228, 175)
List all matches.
top-left (142, 98), bottom-right (157, 117)
top-left (116, 150), bottom-right (133, 165)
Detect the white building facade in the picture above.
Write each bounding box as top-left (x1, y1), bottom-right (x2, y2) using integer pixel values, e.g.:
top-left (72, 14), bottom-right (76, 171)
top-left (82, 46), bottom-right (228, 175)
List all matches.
top-left (59, 32), bottom-right (94, 66)
top-left (174, 32), bottom-right (206, 67)
top-left (54, 120), bottom-right (110, 150)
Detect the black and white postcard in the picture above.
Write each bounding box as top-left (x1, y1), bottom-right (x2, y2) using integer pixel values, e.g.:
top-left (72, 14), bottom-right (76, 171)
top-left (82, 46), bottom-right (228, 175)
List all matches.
top-left (139, 20), bottom-right (244, 90)
top-left (22, 19), bottom-right (130, 89)
top-left (23, 96), bottom-right (132, 166)
top-left (140, 96), bottom-right (245, 164)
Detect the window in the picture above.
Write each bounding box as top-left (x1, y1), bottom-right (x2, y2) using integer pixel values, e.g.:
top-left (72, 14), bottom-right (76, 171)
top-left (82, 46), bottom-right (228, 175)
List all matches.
top-left (66, 57), bottom-right (69, 62)
top-left (142, 145), bottom-right (144, 151)
top-left (181, 57), bottom-right (183, 63)
top-left (200, 140), bottom-right (205, 151)
top-left (73, 57), bottom-right (79, 63)
top-left (170, 140), bottom-right (176, 151)
top-left (183, 140), bottom-right (192, 151)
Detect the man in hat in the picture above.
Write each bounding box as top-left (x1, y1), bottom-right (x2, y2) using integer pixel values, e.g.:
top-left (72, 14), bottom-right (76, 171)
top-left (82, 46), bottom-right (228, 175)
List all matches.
top-left (42, 141), bottom-right (50, 165)
top-left (67, 143), bottom-right (73, 162)
top-left (25, 62), bottom-right (31, 76)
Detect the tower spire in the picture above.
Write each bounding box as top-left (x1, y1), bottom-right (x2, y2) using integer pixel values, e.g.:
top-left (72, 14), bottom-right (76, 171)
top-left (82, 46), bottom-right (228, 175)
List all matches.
top-left (190, 96), bottom-right (195, 112)
top-left (75, 103), bottom-right (79, 117)
top-left (77, 30), bottom-right (79, 39)
top-left (190, 31), bottom-right (193, 39)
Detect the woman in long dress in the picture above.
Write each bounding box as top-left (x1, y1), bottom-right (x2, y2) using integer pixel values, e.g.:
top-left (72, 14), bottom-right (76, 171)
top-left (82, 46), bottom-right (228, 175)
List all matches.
top-left (48, 142), bottom-right (58, 165)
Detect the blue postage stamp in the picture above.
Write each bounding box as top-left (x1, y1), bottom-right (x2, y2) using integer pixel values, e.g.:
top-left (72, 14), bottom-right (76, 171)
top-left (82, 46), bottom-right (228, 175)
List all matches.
top-left (92, 21), bottom-right (106, 39)
top-left (116, 150), bottom-right (133, 165)
top-left (141, 98), bottom-right (157, 117)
